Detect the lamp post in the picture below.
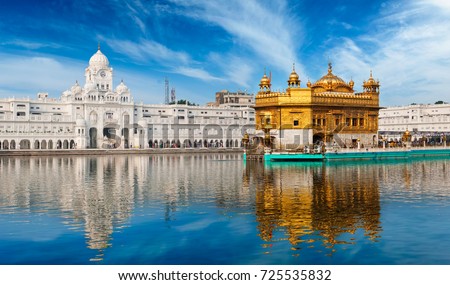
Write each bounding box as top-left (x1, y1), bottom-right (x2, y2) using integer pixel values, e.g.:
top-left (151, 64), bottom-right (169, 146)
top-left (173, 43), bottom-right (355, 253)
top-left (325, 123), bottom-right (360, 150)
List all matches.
top-left (259, 114), bottom-right (265, 147)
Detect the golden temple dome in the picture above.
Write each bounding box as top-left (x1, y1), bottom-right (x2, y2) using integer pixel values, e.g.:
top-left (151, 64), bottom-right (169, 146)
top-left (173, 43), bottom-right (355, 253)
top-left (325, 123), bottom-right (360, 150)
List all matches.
top-left (287, 63), bottom-right (300, 87)
top-left (312, 62), bottom-right (353, 92)
top-left (315, 62), bottom-right (346, 85)
top-left (259, 69), bottom-right (272, 91)
top-left (349, 78), bottom-right (354, 88)
top-left (362, 70), bottom-right (380, 93)
top-left (260, 73), bottom-right (270, 85)
top-left (288, 63), bottom-right (299, 81)
top-left (363, 70), bottom-right (379, 86)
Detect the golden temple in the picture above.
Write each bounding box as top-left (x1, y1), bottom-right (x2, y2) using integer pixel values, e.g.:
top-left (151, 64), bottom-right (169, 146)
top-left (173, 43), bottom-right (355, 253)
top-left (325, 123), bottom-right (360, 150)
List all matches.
top-left (254, 63), bottom-right (380, 149)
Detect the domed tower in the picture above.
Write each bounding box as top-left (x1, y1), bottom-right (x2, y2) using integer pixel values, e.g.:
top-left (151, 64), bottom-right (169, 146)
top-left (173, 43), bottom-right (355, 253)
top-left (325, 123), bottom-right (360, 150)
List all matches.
top-left (363, 71), bottom-right (380, 93)
top-left (312, 62), bottom-right (353, 92)
top-left (115, 80), bottom-right (131, 103)
top-left (349, 78), bottom-right (354, 90)
top-left (84, 44), bottom-right (113, 93)
top-left (287, 63), bottom-right (301, 88)
top-left (259, 69), bottom-right (271, 93)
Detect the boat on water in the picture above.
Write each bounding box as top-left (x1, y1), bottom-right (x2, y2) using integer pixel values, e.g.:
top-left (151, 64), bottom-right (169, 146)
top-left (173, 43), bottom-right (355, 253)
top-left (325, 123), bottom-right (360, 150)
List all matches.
top-left (244, 147), bottom-right (450, 162)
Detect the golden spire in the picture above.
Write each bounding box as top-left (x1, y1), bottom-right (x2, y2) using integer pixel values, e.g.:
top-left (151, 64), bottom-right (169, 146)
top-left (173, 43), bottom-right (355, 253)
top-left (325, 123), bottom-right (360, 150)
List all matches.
top-left (328, 61), bottom-right (333, 74)
top-left (259, 67), bottom-right (271, 90)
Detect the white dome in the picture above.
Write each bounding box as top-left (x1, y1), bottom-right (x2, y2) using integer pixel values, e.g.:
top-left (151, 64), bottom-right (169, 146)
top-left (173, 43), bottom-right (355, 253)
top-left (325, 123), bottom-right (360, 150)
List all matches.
top-left (89, 49), bottom-right (109, 68)
top-left (115, 81), bottom-right (129, 94)
top-left (71, 81), bottom-right (82, 94)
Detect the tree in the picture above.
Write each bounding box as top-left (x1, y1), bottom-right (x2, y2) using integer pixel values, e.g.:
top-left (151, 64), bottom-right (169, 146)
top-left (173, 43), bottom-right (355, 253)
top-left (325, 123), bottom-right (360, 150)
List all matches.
top-left (169, 99), bottom-right (198, 106)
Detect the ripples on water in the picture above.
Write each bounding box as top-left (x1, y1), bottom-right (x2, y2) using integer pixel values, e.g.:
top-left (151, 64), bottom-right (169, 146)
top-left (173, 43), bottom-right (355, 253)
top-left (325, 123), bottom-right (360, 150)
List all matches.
top-left (1, 154), bottom-right (450, 264)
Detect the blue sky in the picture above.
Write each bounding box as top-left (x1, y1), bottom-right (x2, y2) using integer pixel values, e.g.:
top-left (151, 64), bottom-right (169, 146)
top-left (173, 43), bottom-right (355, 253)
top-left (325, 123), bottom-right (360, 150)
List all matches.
top-left (1, 0), bottom-right (450, 106)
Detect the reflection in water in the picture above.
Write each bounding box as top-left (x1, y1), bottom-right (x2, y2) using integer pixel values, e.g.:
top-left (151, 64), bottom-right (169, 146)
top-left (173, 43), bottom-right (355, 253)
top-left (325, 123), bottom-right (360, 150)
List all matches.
top-left (0, 154), bottom-right (247, 262)
top-left (0, 156), bottom-right (136, 261)
top-left (1, 155), bottom-right (450, 264)
top-left (245, 161), bottom-right (381, 255)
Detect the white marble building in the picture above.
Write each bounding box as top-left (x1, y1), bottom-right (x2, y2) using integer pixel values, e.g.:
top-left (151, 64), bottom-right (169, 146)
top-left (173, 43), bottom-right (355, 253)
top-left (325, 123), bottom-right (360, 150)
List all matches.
top-left (0, 47), bottom-right (255, 150)
top-left (378, 103), bottom-right (450, 141)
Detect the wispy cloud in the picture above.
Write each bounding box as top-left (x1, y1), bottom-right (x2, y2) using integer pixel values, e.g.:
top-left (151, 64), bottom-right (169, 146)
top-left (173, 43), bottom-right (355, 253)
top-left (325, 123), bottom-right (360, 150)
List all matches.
top-left (104, 38), bottom-right (190, 65)
top-left (1, 40), bottom-right (63, 50)
top-left (330, 0), bottom-right (450, 106)
top-left (170, 0), bottom-right (302, 73)
top-left (103, 37), bottom-right (222, 82)
top-left (102, 0), bottom-right (304, 90)
top-left (0, 54), bottom-right (84, 97)
top-left (173, 66), bottom-right (223, 81)
top-left (207, 52), bottom-right (254, 88)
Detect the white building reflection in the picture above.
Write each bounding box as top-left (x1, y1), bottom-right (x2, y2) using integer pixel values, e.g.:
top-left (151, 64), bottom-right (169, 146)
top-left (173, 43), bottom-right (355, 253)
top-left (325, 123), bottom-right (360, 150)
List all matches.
top-left (0, 153), bottom-right (247, 261)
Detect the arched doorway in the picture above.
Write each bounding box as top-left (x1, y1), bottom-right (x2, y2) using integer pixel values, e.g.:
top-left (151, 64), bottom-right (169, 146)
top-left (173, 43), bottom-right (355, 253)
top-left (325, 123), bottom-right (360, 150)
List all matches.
top-left (34, 140), bottom-right (40, 149)
top-left (313, 133), bottom-right (324, 145)
top-left (41, 140), bottom-right (47, 149)
top-left (48, 140), bottom-right (53, 149)
top-left (10, 140), bottom-right (16, 149)
top-left (63, 140), bottom-right (69, 149)
top-left (183, 139), bottom-right (191, 148)
top-left (103, 125), bottom-right (120, 148)
top-left (19, 139), bottom-right (30, 149)
top-left (70, 140), bottom-right (76, 149)
top-left (2, 140), bottom-right (9, 150)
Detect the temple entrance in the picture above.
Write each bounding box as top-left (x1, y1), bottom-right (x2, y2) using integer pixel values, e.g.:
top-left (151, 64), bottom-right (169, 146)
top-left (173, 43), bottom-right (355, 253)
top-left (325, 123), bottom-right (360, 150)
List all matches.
top-left (313, 133), bottom-right (324, 144)
top-left (103, 127), bottom-right (119, 148)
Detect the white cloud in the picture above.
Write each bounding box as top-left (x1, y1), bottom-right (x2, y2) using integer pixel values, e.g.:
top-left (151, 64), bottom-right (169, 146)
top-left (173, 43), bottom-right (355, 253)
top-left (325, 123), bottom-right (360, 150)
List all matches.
top-left (0, 53), bottom-right (84, 98)
top-left (173, 66), bottom-right (223, 82)
top-left (207, 52), bottom-right (254, 88)
top-left (105, 0), bottom-right (304, 91)
top-left (169, 0), bottom-right (304, 75)
top-left (104, 38), bottom-right (190, 65)
top-left (104, 38), bottom-right (224, 83)
top-left (330, 0), bottom-right (450, 106)
top-left (0, 40), bottom-right (62, 50)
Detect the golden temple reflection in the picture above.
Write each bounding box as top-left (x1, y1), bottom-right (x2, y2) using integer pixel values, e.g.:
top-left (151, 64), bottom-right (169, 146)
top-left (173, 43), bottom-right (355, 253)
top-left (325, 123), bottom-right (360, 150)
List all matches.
top-left (245, 161), bottom-right (381, 254)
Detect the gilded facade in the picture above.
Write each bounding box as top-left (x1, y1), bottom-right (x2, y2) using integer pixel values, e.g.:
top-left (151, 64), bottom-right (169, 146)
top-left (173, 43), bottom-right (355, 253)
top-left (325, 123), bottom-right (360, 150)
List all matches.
top-left (254, 63), bottom-right (380, 149)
